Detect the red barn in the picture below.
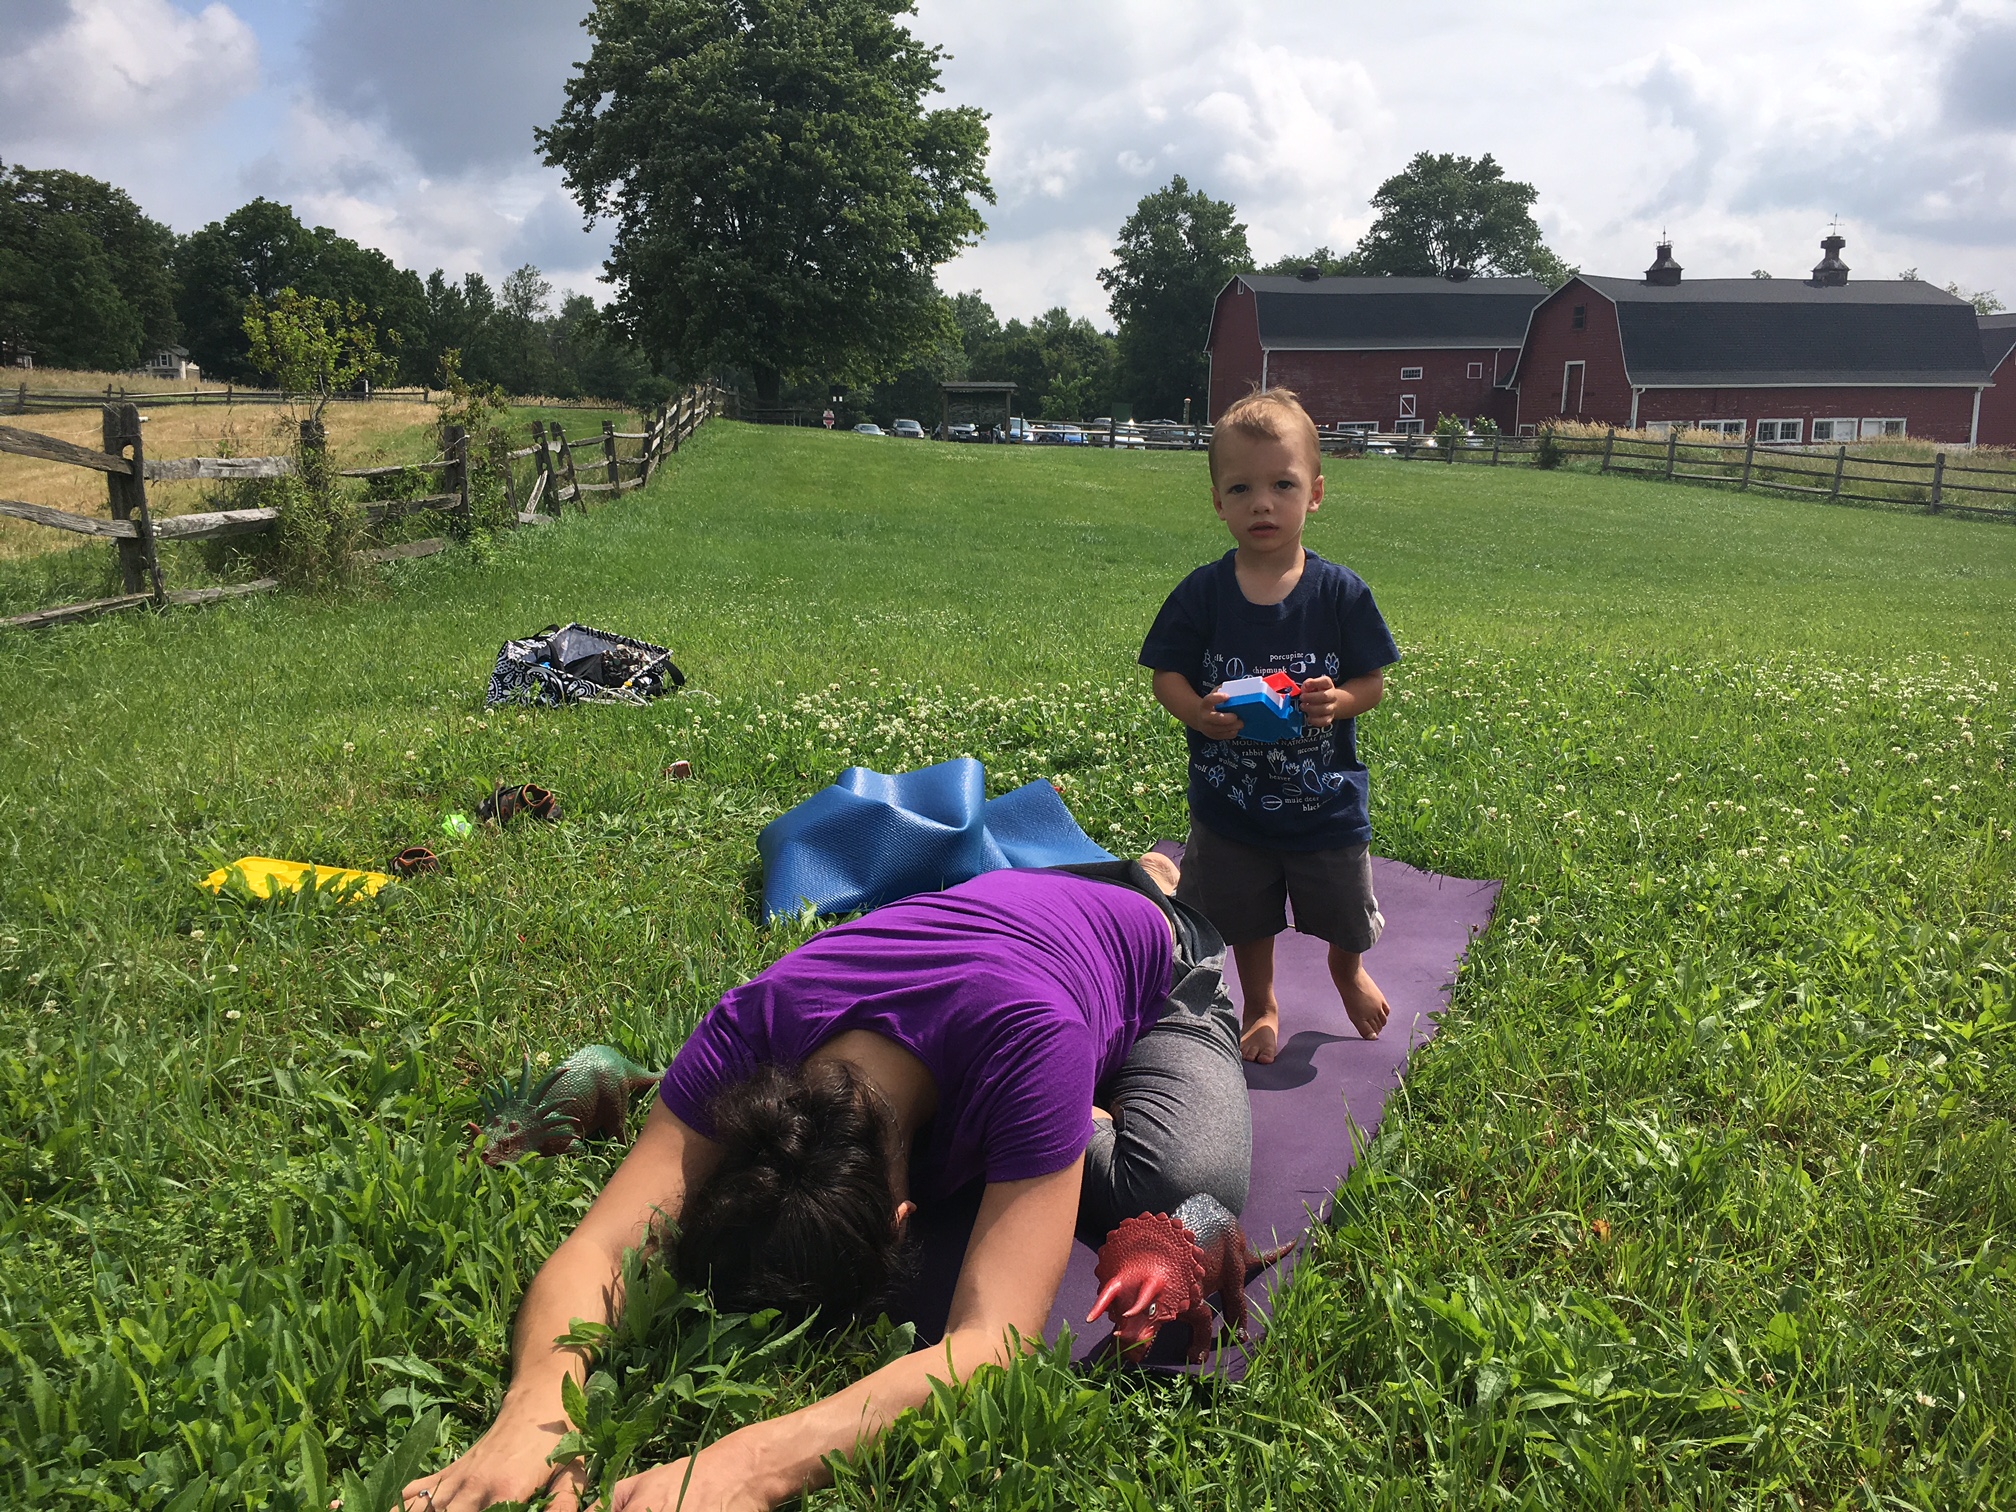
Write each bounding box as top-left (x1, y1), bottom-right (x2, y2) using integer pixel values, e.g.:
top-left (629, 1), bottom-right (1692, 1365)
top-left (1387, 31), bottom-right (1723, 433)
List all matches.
top-left (1509, 237), bottom-right (1994, 443)
top-left (1980, 314), bottom-right (2016, 448)
top-left (1205, 272), bottom-right (1546, 430)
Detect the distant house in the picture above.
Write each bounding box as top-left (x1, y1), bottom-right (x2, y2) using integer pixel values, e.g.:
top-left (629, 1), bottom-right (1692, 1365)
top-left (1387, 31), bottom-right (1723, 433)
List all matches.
top-left (1979, 314), bottom-right (2016, 448)
top-left (1205, 271), bottom-right (1546, 431)
top-left (1, 336), bottom-right (33, 370)
top-left (1508, 237), bottom-right (1994, 443)
top-left (141, 346), bottom-right (200, 382)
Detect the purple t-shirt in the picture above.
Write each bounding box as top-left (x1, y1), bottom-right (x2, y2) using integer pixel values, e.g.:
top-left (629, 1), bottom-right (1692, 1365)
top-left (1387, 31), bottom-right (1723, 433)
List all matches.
top-left (659, 869), bottom-right (1173, 1201)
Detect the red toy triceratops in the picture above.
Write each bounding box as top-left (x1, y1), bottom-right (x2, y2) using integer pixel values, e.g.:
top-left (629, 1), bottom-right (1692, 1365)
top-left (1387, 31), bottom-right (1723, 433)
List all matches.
top-left (1087, 1193), bottom-right (1295, 1364)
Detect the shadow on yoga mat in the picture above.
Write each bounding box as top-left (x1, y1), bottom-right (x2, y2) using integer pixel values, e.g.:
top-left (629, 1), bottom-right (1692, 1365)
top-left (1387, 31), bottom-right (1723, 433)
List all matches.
top-left (890, 849), bottom-right (1499, 1380)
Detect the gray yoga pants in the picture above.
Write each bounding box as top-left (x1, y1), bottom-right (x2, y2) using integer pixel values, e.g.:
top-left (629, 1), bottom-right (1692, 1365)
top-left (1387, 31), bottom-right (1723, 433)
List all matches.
top-left (1055, 862), bottom-right (1254, 1248)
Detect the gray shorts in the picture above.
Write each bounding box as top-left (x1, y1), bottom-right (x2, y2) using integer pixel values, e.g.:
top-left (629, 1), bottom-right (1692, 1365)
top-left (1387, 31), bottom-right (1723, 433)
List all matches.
top-left (1175, 821), bottom-right (1385, 952)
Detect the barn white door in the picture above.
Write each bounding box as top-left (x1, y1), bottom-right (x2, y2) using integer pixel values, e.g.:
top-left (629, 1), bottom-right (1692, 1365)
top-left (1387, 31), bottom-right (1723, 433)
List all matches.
top-left (1560, 361), bottom-right (1585, 415)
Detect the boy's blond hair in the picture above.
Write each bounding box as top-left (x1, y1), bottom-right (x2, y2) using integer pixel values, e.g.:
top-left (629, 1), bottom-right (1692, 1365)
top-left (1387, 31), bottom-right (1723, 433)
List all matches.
top-left (1209, 387), bottom-right (1321, 481)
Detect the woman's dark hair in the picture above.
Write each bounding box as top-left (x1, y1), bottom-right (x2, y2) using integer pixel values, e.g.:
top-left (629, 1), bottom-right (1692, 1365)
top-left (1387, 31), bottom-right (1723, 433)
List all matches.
top-left (672, 1059), bottom-right (909, 1320)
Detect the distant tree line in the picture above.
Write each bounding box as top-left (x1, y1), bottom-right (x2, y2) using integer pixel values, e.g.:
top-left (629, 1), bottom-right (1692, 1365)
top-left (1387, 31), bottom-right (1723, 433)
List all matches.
top-left (0, 160), bottom-right (665, 404)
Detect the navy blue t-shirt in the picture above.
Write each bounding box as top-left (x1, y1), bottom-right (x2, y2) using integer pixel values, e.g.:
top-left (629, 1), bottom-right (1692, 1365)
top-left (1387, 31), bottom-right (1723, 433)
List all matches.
top-left (1139, 551), bottom-right (1400, 851)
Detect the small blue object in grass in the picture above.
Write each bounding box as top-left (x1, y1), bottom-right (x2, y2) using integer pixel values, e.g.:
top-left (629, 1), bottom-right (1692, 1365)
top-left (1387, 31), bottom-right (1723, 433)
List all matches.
top-left (1217, 673), bottom-right (1303, 742)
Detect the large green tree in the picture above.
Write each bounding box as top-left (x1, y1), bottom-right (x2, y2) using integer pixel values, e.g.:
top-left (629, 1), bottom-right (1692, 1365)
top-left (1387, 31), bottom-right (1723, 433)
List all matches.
top-left (540, 0), bottom-right (993, 404)
top-left (1257, 245), bottom-right (1359, 278)
top-left (0, 162), bottom-right (179, 370)
top-left (1098, 176), bottom-right (1251, 421)
top-left (1351, 152), bottom-right (1572, 284)
top-left (174, 199), bottom-right (425, 383)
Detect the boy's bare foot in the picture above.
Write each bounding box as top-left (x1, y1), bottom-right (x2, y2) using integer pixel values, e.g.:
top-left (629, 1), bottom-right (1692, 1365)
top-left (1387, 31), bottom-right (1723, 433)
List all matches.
top-left (1330, 949), bottom-right (1390, 1039)
top-left (1240, 997), bottom-right (1281, 1063)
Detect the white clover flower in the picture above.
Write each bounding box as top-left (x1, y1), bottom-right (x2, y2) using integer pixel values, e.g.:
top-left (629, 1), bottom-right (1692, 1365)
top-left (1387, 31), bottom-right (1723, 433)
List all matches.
top-left (226, 1009), bottom-right (242, 1020)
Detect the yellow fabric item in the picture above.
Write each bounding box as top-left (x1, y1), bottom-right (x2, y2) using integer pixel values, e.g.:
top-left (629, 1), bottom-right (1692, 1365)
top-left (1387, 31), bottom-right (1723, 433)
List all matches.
top-left (199, 856), bottom-right (392, 901)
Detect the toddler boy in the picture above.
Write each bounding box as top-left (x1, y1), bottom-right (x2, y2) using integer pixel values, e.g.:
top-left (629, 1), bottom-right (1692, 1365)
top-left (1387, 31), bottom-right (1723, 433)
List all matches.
top-left (1138, 389), bottom-right (1400, 1063)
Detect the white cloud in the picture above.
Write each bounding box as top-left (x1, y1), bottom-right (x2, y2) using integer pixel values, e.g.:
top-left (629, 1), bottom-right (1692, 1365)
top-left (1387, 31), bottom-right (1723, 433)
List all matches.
top-left (4, 0), bottom-right (2010, 321)
top-left (915, 0), bottom-right (2016, 319)
top-left (0, 0), bottom-right (259, 144)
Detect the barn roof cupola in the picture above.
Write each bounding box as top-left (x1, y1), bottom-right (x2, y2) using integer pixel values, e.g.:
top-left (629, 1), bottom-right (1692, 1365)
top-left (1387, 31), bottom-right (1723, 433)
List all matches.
top-left (1295, 263), bottom-right (1322, 282)
top-left (1643, 240), bottom-right (1683, 286)
top-left (1810, 233), bottom-right (1850, 286)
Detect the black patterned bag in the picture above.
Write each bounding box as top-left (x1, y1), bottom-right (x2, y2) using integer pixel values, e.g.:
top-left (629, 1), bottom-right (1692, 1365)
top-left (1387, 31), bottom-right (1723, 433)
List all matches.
top-left (485, 622), bottom-right (685, 708)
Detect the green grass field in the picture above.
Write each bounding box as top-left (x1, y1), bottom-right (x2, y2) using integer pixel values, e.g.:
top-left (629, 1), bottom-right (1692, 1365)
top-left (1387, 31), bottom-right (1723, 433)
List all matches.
top-left (3, 424), bottom-right (2013, 1509)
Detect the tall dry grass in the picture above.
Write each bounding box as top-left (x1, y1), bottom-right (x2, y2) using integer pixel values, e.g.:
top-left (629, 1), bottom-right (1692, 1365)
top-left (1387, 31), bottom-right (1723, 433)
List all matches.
top-left (0, 401), bottom-right (443, 561)
top-left (5, 365), bottom-right (212, 395)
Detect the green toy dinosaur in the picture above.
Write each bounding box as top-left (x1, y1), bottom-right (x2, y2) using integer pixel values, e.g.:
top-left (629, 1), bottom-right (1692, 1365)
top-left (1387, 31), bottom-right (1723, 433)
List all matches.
top-left (468, 1045), bottom-right (663, 1165)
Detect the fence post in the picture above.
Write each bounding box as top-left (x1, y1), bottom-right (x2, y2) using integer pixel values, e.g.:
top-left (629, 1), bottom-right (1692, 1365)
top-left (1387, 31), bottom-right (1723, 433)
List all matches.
top-left (532, 421), bottom-right (556, 513)
top-left (14, 382), bottom-right (23, 416)
top-left (1491, 433), bottom-right (1501, 466)
top-left (443, 424), bottom-right (468, 525)
top-left (602, 420), bottom-right (619, 490)
top-left (1664, 428), bottom-right (1677, 480)
top-left (553, 423), bottom-right (584, 509)
top-left (1831, 446), bottom-right (1846, 502)
top-left (1600, 426), bottom-right (1615, 474)
top-left (1930, 451), bottom-right (1945, 513)
top-left (1107, 415), bottom-right (1117, 449)
top-left (103, 403), bottom-right (163, 603)
top-left (1740, 434), bottom-right (1755, 491)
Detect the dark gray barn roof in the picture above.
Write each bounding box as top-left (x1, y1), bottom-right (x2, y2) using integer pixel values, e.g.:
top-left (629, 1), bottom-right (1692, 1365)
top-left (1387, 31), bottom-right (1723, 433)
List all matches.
top-left (1983, 312), bottom-right (2016, 374)
top-left (1218, 274), bottom-right (1548, 352)
top-left (1575, 276), bottom-right (1992, 387)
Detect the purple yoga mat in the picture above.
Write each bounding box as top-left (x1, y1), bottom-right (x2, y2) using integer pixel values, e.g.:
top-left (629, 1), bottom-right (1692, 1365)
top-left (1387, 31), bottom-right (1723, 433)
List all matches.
top-left (891, 852), bottom-right (1499, 1378)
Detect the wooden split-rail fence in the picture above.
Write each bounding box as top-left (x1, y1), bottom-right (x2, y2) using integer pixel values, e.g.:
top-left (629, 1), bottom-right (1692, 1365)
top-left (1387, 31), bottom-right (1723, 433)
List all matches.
top-left (1378, 426), bottom-right (2016, 520)
top-left (0, 383), bottom-right (723, 631)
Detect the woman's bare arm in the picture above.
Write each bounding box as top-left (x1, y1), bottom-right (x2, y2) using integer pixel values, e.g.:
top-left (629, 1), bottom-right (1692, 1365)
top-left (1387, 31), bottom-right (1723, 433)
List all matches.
top-left (607, 1158), bottom-right (1085, 1511)
top-left (403, 1101), bottom-right (721, 1512)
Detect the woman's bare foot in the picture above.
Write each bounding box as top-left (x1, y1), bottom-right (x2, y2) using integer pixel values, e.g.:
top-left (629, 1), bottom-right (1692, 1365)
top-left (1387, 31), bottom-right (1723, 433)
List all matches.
top-left (1240, 997), bottom-right (1281, 1063)
top-left (1329, 948), bottom-right (1390, 1039)
top-left (1136, 850), bottom-right (1179, 896)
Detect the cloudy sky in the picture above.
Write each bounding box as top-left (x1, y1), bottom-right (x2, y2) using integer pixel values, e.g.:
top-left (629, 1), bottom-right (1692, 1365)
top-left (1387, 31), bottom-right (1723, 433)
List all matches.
top-left (4, 0), bottom-right (2012, 322)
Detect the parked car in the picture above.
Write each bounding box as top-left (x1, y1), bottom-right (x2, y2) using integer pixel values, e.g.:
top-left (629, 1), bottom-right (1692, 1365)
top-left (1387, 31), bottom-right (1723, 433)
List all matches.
top-left (891, 418), bottom-right (924, 439)
top-left (852, 422), bottom-right (884, 436)
top-left (997, 416), bottom-right (1037, 444)
top-left (945, 422), bottom-right (980, 442)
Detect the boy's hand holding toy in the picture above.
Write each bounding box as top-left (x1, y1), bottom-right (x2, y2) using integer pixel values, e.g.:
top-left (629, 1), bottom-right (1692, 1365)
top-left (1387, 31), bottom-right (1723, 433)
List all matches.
top-left (1193, 688), bottom-right (1246, 741)
top-left (1295, 674), bottom-right (1339, 727)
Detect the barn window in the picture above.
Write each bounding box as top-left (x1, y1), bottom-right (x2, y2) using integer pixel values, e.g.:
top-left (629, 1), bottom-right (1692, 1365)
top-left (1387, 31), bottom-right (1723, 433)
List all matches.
top-left (1697, 420), bottom-right (1745, 438)
top-left (1757, 419), bottom-right (1802, 444)
top-left (1394, 420), bottom-right (1425, 434)
top-left (1860, 417), bottom-right (1906, 438)
top-left (1811, 418), bottom-right (1858, 442)
top-left (1571, 305), bottom-right (1587, 329)
top-left (1467, 361), bottom-right (1484, 379)
top-left (1400, 365), bottom-right (1423, 380)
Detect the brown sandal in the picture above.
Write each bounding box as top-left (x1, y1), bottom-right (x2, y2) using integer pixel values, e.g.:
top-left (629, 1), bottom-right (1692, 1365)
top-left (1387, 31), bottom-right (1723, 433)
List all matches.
top-left (391, 845), bottom-right (440, 876)
top-left (477, 782), bottom-right (562, 825)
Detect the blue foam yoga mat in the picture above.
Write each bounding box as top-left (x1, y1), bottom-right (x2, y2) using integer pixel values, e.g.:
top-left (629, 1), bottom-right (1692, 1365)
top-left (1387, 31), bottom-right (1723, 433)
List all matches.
top-left (758, 756), bottom-right (1114, 921)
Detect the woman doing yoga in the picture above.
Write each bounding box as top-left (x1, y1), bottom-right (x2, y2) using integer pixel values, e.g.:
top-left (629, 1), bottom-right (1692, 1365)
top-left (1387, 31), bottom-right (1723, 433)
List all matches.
top-left (403, 855), bottom-right (1251, 1512)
